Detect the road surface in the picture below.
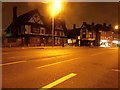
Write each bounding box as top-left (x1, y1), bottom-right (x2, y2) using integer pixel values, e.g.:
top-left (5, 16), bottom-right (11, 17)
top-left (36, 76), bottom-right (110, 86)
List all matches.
top-left (2, 47), bottom-right (119, 89)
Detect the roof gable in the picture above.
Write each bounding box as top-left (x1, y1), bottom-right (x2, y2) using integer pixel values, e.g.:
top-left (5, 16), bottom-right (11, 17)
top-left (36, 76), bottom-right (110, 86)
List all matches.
top-left (28, 12), bottom-right (44, 25)
top-left (5, 8), bottom-right (67, 36)
top-left (18, 9), bottom-right (44, 24)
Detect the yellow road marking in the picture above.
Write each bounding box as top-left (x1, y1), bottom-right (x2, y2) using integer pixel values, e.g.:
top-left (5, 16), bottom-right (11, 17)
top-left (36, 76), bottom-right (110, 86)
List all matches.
top-left (38, 73), bottom-right (77, 90)
top-left (36, 58), bottom-right (79, 69)
top-left (0, 61), bottom-right (27, 66)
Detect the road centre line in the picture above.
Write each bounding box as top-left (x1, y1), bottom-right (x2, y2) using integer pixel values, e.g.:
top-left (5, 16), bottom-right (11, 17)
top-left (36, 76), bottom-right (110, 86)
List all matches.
top-left (112, 69), bottom-right (120, 72)
top-left (3, 53), bottom-right (9, 54)
top-left (4, 53), bottom-right (71, 59)
top-left (90, 50), bottom-right (115, 56)
top-left (90, 53), bottom-right (104, 56)
top-left (1, 55), bottom-right (71, 66)
top-left (8, 57), bottom-right (16, 59)
top-left (38, 73), bottom-right (77, 90)
top-left (41, 55), bottom-right (70, 61)
top-left (0, 61), bottom-right (27, 66)
top-left (36, 57), bottom-right (79, 69)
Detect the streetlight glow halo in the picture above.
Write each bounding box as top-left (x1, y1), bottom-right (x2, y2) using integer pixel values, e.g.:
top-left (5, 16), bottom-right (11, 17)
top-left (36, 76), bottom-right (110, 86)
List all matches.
top-left (115, 25), bottom-right (119, 30)
top-left (51, 0), bottom-right (62, 16)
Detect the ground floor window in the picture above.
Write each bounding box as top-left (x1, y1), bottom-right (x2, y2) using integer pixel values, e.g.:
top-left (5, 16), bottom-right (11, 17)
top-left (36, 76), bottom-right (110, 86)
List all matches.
top-left (8, 38), bottom-right (16, 43)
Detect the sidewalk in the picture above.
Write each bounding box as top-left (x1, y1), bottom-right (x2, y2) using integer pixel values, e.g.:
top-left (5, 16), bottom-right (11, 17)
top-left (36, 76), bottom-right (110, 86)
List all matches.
top-left (2, 46), bottom-right (78, 52)
top-left (2, 45), bottom-right (105, 52)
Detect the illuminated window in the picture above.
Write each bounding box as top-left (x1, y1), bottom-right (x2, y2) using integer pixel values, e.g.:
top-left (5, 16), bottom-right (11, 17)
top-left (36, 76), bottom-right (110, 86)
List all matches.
top-left (25, 25), bottom-right (31, 34)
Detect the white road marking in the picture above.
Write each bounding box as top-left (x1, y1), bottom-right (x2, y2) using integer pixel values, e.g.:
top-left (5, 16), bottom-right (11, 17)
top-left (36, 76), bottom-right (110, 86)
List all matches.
top-left (4, 56), bottom-right (27, 59)
top-left (38, 73), bottom-right (77, 90)
top-left (3, 53), bottom-right (9, 54)
top-left (8, 57), bottom-right (16, 59)
top-left (41, 55), bottom-right (70, 61)
top-left (90, 52), bottom-right (104, 56)
top-left (0, 61), bottom-right (27, 66)
top-left (112, 69), bottom-right (120, 72)
top-left (108, 48), bottom-right (118, 50)
top-left (36, 57), bottom-right (79, 69)
top-left (90, 50), bottom-right (116, 56)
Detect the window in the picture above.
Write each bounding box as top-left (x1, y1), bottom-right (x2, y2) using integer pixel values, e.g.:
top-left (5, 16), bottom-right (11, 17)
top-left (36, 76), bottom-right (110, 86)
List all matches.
top-left (40, 27), bottom-right (45, 34)
top-left (55, 31), bottom-right (57, 36)
top-left (55, 25), bottom-right (63, 30)
top-left (25, 25), bottom-right (31, 34)
top-left (8, 38), bottom-right (16, 43)
top-left (89, 34), bottom-right (92, 38)
top-left (89, 32), bottom-right (92, 38)
top-left (55, 31), bottom-right (60, 36)
top-left (32, 25), bottom-right (40, 33)
top-left (21, 25), bottom-right (25, 34)
top-left (63, 32), bottom-right (65, 36)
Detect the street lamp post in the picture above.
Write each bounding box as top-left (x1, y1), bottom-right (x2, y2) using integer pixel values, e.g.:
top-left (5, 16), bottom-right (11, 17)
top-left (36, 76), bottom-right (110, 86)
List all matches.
top-left (52, 14), bottom-right (55, 47)
top-left (51, 0), bottom-right (62, 47)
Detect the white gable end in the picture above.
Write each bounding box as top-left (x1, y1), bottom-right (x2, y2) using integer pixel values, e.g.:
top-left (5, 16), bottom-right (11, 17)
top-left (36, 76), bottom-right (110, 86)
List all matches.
top-left (28, 12), bottom-right (44, 24)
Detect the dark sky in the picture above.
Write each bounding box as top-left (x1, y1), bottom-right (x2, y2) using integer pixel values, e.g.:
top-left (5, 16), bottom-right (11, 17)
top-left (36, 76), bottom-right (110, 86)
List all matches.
top-left (2, 2), bottom-right (118, 30)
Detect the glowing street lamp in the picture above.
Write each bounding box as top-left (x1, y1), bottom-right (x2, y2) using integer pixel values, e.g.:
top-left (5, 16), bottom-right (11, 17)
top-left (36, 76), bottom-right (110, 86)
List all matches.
top-left (115, 25), bottom-right (119, 30)
top-left (50, 0), bottom-right (62, 47)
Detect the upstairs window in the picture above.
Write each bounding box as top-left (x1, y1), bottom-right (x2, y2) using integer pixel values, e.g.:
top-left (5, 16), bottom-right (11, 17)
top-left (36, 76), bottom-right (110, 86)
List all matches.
top-left (32, 25), bottom-right (40, 33)
top-left (40, 27), bottom-right (45, 34)
top-left (55, 25), bottom-right (63, 30)
top-left (25, 25), bottom-right (31, 34)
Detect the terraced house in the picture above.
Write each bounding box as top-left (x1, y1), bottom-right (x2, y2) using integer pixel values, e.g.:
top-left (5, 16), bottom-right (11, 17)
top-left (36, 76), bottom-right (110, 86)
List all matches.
top-left (4, 7), bottom-right (68, 47)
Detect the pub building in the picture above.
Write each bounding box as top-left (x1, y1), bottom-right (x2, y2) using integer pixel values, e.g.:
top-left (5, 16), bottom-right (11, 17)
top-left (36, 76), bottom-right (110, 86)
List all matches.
top-left (5, 7), bottom-right (68, 47)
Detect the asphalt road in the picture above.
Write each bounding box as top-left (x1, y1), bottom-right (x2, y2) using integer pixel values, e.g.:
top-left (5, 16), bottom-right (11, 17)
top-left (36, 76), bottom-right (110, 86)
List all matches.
top-left (2, 47), bottom-right (119, 89)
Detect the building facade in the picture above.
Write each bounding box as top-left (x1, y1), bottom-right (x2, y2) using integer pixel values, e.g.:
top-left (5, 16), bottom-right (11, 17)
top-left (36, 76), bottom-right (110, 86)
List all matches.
top-left (4, 7), bottom-right (68, 47)
top-left (68, 22), bottom-right (116, 47)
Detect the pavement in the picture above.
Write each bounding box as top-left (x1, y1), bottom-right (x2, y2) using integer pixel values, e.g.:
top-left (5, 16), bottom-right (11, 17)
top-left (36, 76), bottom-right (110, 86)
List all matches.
top-left (2, 45), bottom-right (103, 51)
top-left (2, 46), bottom-right (78, 52)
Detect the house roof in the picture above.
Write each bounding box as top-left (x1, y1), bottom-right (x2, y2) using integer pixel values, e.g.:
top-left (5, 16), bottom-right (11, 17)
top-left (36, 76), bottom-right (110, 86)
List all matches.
top-left (80, 22), bottom-right (112, 32)
top-left (6, 9), bottom-right (48, 31)
top-left (5, 8), bottom-right (67, 35)
top-left (67, 28), bottom-right (81, 39)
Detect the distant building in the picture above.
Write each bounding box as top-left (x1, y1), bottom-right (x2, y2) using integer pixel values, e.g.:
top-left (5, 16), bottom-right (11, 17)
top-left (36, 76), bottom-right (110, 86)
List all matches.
top-left (68, 22), bottom-right (116, 47)
top-left (4, 7), bottom-right (68, 47)
top-left (80, 22), bottom-right (113, 46)
top-left (67, 24), bottom-right (81, 46)
top-left (80, 22), bottom-right (96, 46)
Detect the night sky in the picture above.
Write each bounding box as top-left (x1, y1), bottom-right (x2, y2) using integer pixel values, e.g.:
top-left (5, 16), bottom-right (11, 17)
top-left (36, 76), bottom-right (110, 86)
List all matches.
top-left (2, 2), bottom-right (118, 30)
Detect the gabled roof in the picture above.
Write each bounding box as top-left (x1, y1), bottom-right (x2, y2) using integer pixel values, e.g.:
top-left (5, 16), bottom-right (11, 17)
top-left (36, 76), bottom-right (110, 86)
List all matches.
top-left (80, 22), bottom-right (112, 32)
top-left (18, 9), bottom-right (39, 23)
top-left (5, 8), bottom-right (67, 35)
top-left (5, 9), bottom-right (43, 32)
top-left (67, 27), bottom-right (81, 39)
top-left (18, 8), bottom-right (51, 27)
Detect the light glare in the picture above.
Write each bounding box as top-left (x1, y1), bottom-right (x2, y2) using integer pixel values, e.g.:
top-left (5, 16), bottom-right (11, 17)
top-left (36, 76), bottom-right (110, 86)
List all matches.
top-left (51, 0), bottom-right (62, 16)
top-left (115, 25), bottom-right (118, 30)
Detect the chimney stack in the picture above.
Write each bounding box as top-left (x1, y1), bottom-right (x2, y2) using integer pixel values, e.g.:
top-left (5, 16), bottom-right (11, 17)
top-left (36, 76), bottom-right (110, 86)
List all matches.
top-left (91, 22), bottom-right (95, 25)
top-left (73, 24), bottom-right (76, 30)
top-left (13, 6), bottom-right (17, 21)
